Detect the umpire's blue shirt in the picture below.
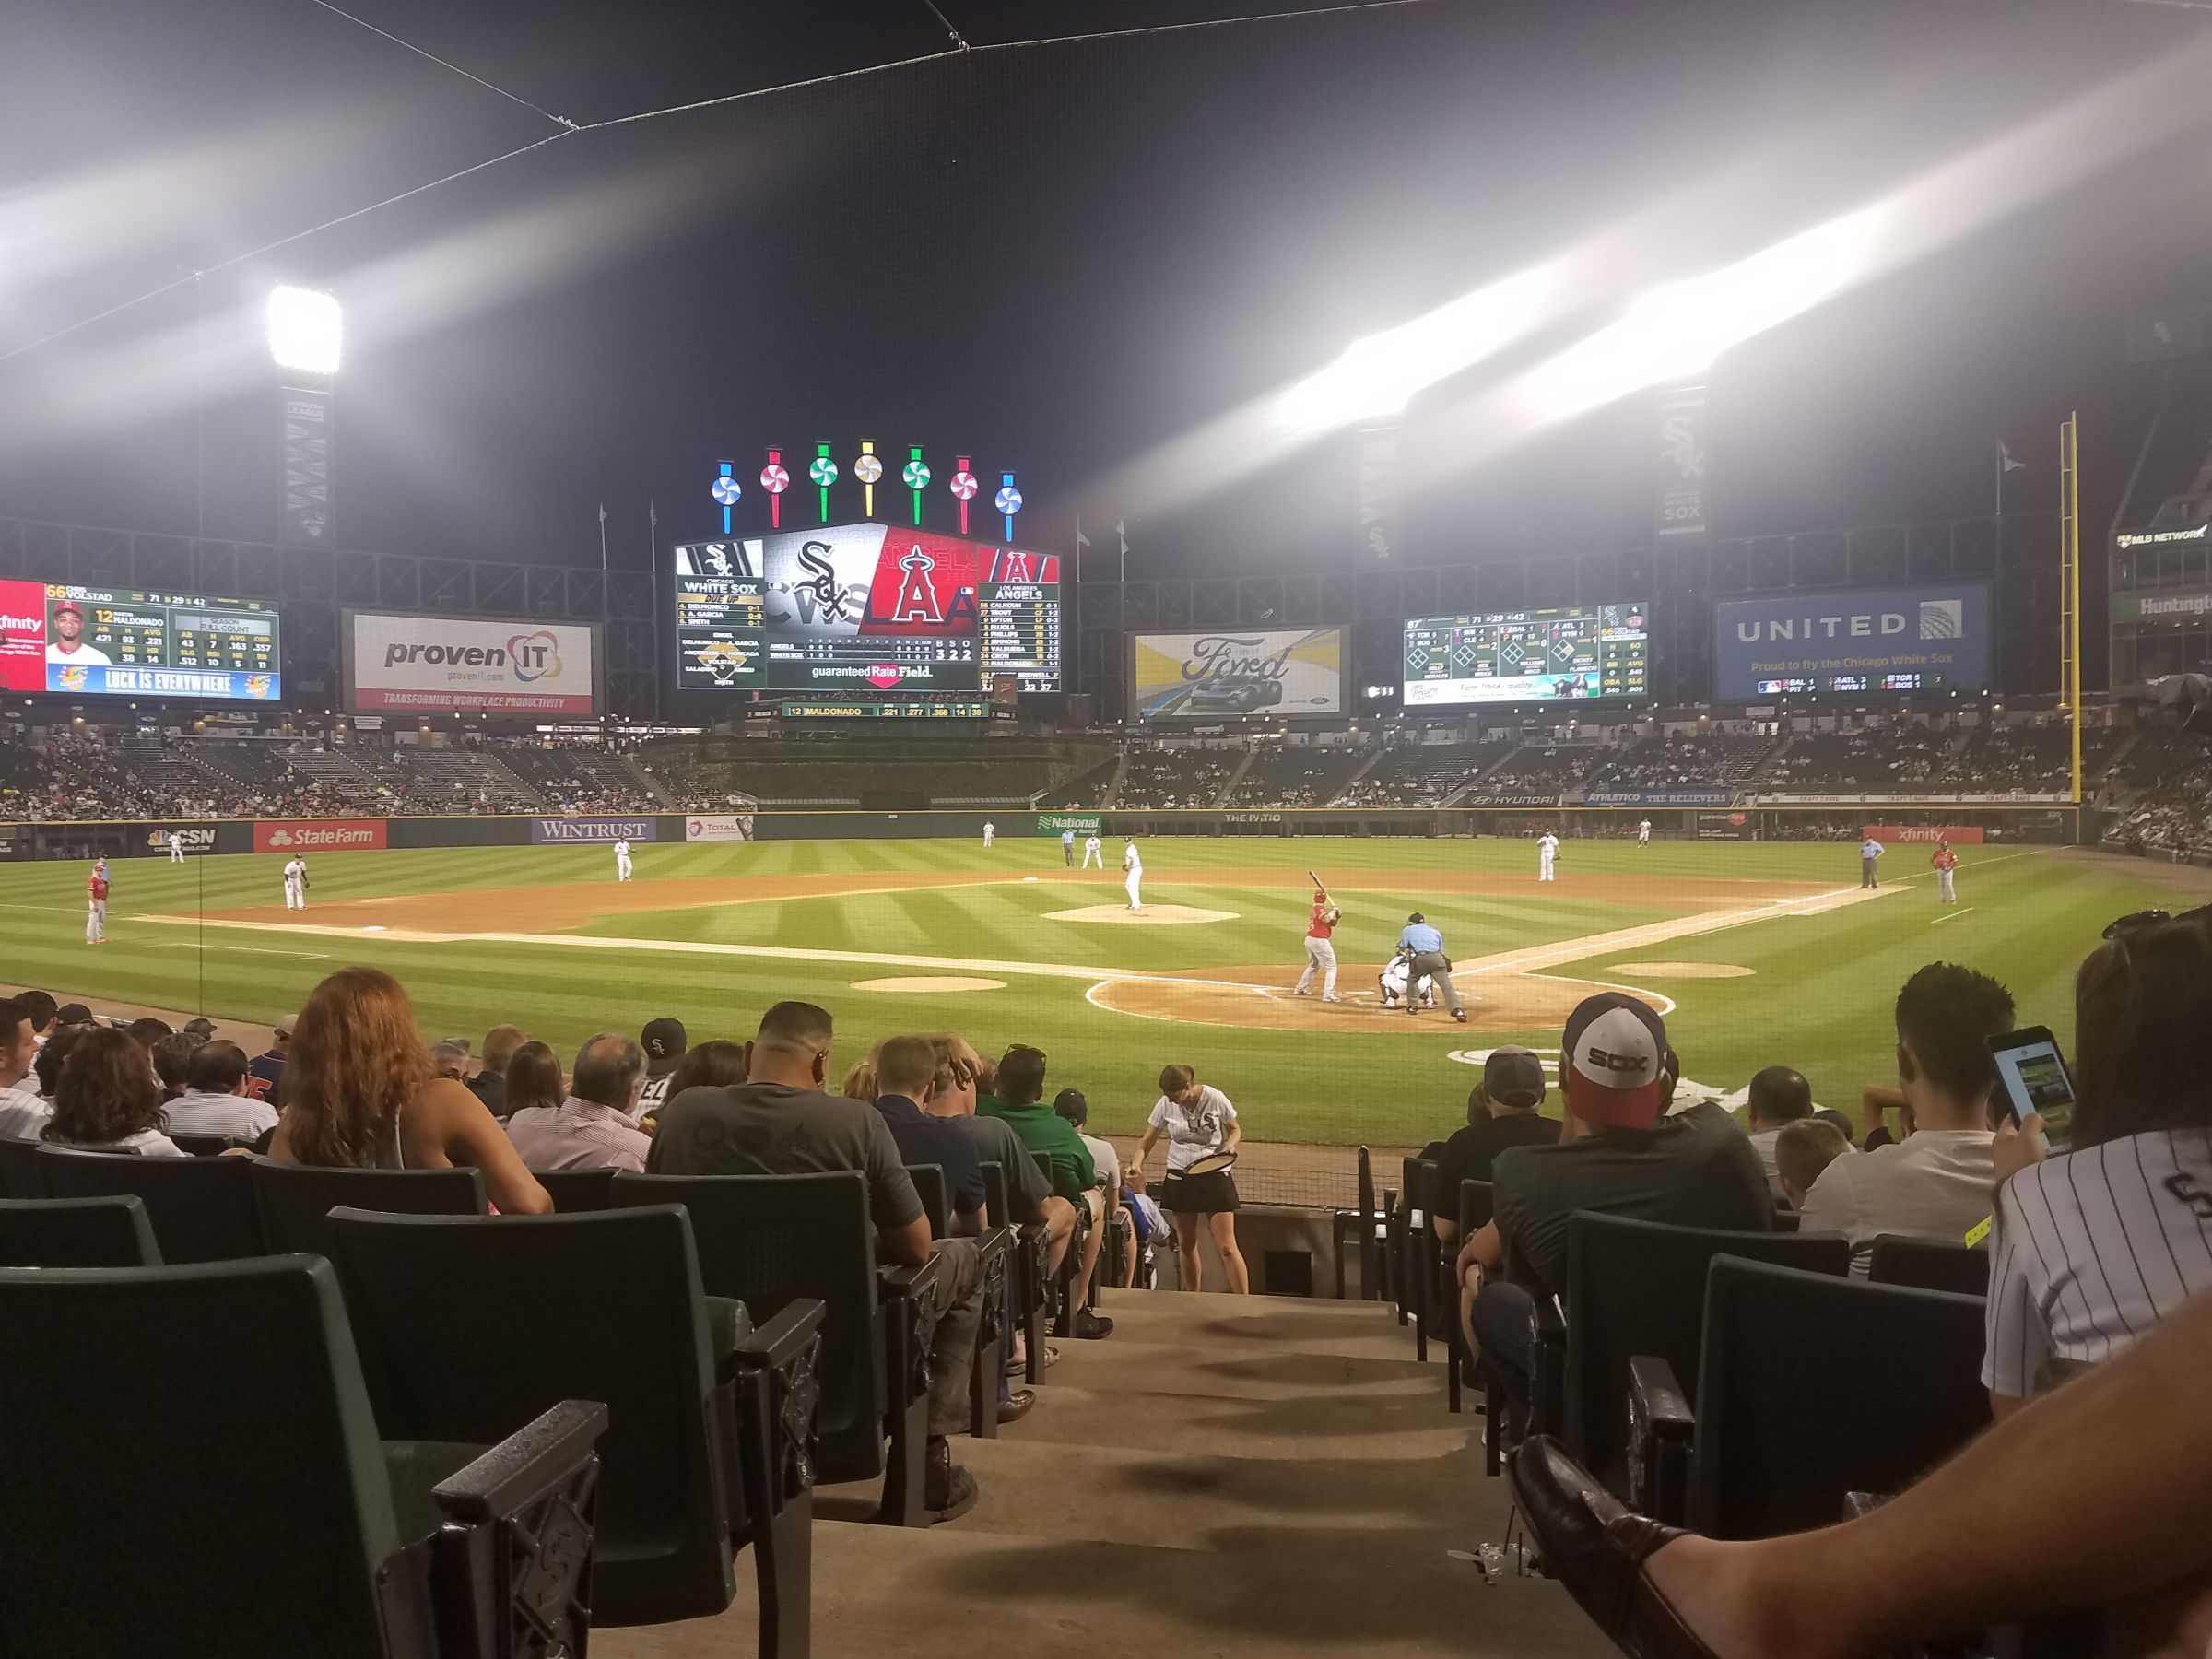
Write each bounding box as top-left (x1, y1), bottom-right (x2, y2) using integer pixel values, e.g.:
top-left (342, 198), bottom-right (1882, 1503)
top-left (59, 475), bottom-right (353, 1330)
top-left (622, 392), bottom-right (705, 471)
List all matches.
top-left (1400, 922), bottom-right (1444, 955)
top-left (1861, 839), bottom-right (1884, 861)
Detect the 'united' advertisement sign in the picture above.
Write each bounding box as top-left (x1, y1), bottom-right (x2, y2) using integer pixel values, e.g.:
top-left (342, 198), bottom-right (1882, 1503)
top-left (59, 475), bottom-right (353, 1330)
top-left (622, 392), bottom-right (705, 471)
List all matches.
top-left (529, 817), bottom-right (659, 845)
top-left (347, 613), bottom-right (600, 714)
top-left (254, 818), bottom-right (387, 853)
top-left (1713, 585), bottom-right (1992, 699)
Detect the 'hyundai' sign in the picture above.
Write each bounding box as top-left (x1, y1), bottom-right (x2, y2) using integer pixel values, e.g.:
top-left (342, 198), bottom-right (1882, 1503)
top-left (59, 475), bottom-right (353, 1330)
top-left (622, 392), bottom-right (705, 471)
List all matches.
top-left (1712, 585), bottom-right (1992, 699)
top-left (528, 817), bottom-right (659, 844)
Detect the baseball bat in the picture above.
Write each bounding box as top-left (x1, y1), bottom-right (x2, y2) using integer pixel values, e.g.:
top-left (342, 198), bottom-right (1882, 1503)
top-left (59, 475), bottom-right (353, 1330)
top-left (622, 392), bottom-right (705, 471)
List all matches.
top-left (1307, 868), bottom-right (1324, 892)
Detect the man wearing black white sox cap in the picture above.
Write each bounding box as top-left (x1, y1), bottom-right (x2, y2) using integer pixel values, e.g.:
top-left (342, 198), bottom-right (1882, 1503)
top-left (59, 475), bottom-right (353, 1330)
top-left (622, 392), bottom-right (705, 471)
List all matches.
top-left (1453, 992), bottom-right (1771, 1410)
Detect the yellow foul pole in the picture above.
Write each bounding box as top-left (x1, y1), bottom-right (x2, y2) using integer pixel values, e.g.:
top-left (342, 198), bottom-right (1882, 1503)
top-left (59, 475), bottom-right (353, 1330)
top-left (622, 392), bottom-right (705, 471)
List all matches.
top-left (2058, 412), bottom-right (2083, 806)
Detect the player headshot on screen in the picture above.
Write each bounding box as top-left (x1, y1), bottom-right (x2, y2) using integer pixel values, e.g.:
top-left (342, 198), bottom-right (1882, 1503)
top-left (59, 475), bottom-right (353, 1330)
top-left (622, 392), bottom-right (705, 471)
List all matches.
top-left (46, 603), bottom-right (111, 665)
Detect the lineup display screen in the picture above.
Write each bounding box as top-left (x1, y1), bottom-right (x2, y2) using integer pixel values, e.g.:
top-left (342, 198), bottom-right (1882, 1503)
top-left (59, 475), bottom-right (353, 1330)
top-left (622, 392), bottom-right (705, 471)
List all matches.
top-left (1403, 604), bottom-right (1649, 706)
top-left (0, 579), bottom-right (280, 700)
top-left (671, 525), bottom-right (1061, 693)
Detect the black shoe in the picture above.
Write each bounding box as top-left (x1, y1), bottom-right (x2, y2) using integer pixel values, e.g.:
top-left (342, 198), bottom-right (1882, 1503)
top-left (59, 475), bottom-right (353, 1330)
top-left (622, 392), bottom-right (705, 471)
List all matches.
top-left (997, 1387), bottom-right (1037, 1426)
top-left (924, 1438), bottom-right (979, 1523)
top-left (1506, 1437), bottom-right (1710, 1658)
top-left (1453, 1009), bottom-right (1468, 1023)
top-left (1072, 1308), bottom-right (1114, 1340)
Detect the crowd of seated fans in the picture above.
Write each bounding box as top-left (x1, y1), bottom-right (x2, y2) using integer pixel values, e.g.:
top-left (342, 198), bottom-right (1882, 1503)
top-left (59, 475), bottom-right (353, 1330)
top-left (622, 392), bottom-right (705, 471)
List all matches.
top-left (2106, 726), bottom-right (2212, 859)
top-left (1466, 742), bottom-right (1609, 796)
top-left (1764, 723), bottom-right (1954, 788)
top-left (1336, 742), bottom-right (1509, 806)
top-left (0, 962), bottom-right (1191, 1525)
top-left (1588, 732), bottom-right (1776, 791)
top-left (1116, 746), bottom-right (1239, 807)
top-left (1221, 746), bottom-right (1364, 807)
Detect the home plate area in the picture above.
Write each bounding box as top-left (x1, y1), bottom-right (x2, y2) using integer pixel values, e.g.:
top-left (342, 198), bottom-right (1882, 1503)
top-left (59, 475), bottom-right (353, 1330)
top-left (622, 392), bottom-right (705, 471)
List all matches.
top-left (1088, 963), bottom-right (1666, 1033)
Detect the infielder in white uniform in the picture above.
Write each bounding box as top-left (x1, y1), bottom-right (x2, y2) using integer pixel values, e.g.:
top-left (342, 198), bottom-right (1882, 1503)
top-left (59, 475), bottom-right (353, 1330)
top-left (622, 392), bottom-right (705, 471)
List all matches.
top-left (283, 855), bottom-right (308, 910)
top-left (1123, 838), bottom-right (1144, 911)
top-left (168, 830), bottom-right (185, 864)
top-left (1637, 818), bottom-right (1652, 847)
top-left (1537, 830), bottom-right (1559, 882)
top-left (1081, 834), bottom-right (1104, 869)
top-left (982, 821), bottom-right (994, 849)
top-left (613, 839), bottom-right (634, 881)
top-left (1293, 889), bottom-right (1341, 1001)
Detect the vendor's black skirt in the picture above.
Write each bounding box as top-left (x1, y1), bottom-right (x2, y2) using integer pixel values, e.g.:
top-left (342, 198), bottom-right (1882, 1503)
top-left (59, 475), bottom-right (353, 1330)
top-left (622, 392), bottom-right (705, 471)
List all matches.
top-left (1160, 1168), bottom-right (1240, 1214)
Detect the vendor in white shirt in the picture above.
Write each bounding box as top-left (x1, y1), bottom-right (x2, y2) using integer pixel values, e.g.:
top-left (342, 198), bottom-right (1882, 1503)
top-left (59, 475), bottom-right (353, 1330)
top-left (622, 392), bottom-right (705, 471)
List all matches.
top-left (1130, 1064), bottom-right (1249, 1295)
top-left (1798, 963), bottom-right (2015, 1274)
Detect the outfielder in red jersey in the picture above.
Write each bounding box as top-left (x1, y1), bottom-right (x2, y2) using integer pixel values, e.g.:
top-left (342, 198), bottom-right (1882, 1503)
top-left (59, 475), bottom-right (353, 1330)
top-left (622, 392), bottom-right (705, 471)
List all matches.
top-left (86, 860), bottom-right (110, 945)
top-left (1293, 889), bottom-right (1342, 1002)
top-left (1931, 839), bottom-right (1959, 906)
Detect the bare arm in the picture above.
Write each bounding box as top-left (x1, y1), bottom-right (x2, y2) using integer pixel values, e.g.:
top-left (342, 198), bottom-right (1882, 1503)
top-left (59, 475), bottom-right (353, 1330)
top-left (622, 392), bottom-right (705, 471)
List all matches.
top-left (884, 1213), bottom-right (930, 1269)
top-left (1131, 1122), bottom-right (1163, 1177)
top-left (413, 1078), bottom-right (552, 1215)
top-left (1220, 1118), bottom-right (1241, 1155)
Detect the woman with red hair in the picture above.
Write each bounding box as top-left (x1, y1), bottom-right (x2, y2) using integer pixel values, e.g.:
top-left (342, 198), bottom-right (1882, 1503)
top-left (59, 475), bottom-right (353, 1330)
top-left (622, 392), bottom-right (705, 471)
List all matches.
top-left (268, 966), bottom-right (550, 1214)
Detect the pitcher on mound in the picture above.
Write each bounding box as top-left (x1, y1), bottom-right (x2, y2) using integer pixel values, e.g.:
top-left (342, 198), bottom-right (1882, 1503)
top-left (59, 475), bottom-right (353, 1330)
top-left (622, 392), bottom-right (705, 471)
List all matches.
top-left (1294, 889), bottom-right (1341, 1001)
top-left (1124, 837), bottom-right (1144, 912)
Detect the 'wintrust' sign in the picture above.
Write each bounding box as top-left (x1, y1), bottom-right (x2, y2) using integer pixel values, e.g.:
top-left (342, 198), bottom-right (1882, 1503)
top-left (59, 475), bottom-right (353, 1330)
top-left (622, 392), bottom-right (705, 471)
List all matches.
top-left (528, 817), bottom-right (659, 845)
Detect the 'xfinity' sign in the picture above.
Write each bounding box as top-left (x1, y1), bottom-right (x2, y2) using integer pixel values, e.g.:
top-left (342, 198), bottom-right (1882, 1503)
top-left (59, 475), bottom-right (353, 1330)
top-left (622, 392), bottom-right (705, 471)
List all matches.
top-left (527, 818), bottom-right (660, 845)
top-left (1712, 585), bottom-right (1991, 698)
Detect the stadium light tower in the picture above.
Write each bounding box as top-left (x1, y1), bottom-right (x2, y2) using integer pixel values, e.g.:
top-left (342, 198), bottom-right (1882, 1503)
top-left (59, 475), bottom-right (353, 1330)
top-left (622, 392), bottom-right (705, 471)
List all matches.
top-left (268, 285), bottom-right (341, 547)
top-left (266, 285), bottom-right (342, 374)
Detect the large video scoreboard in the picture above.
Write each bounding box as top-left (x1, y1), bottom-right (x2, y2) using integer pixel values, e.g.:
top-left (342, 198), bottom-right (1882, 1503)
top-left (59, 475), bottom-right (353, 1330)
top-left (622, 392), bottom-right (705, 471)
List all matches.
top-left (1403, 603), bottom-right (1650, 706)
top-left (0, 579), bottom-right (281, 700)
top-left (670, 525), bottom-right (1061, 693)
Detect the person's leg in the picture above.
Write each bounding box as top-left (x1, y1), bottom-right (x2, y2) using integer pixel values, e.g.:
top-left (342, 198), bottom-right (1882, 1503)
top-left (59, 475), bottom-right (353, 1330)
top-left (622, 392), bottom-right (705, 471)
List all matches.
top-left (1641, 1288), bottom-right (2212, 1659)
top-left (1294, 946), bottom-right (1317, 994)
top-left (1468, 1281), bottom-right (1536, 1405)
top-left (1208, 1210), bottom-right (1250, 1295)
top-left (1322, 942), bottom-right (1338, 999)
top-left (1420, 954), bottom-right (1465, 1016)
top-left (1171, 1211), bottom-right (1205, 1290)
top-left (924, 1239), bottom-right (984, 1439)
top-left (1040, 1194), bottom-right (1077, 1277)
top-left (1075, 1189), bottom-right (1108, 1316)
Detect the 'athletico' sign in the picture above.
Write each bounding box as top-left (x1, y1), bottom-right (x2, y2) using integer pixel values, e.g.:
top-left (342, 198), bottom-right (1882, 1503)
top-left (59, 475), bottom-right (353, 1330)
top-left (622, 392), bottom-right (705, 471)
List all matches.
top-left (1583, 789), bottom-right (1733, 807)
top-left (528, 817), bottom-right (659, 845)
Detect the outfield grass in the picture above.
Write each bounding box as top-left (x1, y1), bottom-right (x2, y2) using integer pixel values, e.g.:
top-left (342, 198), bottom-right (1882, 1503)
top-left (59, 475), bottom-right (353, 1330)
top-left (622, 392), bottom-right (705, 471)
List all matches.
top-left (0, 835), bottom-right (2172, 1147)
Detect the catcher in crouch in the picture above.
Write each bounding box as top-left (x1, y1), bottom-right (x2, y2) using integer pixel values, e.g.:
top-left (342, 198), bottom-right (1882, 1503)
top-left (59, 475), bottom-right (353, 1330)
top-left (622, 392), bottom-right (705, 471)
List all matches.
top-left (1379, 945), bottom-right (1441, 1011)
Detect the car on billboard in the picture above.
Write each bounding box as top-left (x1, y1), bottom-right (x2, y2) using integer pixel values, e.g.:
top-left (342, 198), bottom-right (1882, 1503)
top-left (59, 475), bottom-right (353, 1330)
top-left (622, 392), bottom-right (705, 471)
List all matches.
top-left (1182, 677), bottom-right (1284, 714)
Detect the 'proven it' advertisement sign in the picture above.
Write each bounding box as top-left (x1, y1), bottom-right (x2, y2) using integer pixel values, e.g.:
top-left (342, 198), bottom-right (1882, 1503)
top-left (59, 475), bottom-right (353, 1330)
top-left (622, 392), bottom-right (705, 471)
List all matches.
top-left (346, 612), bottom-right (601, 714)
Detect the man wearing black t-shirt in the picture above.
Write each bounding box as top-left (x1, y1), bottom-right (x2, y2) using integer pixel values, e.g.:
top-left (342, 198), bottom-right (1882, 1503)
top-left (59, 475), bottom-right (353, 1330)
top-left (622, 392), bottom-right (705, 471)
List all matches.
top-left (1432, 1048), bottom-right (1560, 1245)
top-left (1456, 994), bottom-right (1770, 1406)
top-left (872, 1035), bottom-right (987, 1233)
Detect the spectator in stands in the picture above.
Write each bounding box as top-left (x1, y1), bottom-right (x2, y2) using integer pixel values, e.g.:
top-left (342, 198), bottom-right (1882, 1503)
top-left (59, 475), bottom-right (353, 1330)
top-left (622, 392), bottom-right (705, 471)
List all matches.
top-left (162, 1040), bottom-right (279, 1142)
top-left (505, 1032), bottom-right (652, 1173)
top-left (984, 1045), bottom-right (1112, 1332)
top-left (249, 1013), bottom-right (294, 1107)
top-left (31, 1025), bottom-right (79, 1100)
top-left (502, 1041), bottom-right (565, 1124)
top-left (149, 1032), bottom-right (197, 1101)
top-left (124, 1017), bottom-right (172, 1049)
top-left (41, 1026), bottom-right (185, 1157)
top-left (468, 1024), bottom-right (527, 1119)
top-left (267, 967), bottom-right (551, 1215)
top-left (1055, 1087), bottom-right (1122, 1313)
top-left (1798, 962), bottom-right (2013, 1274)
top-left (1133, 1064), bottom-right (1250, 1296)
top-left (636, 1017), bottom-right (686, 1120)
top-left (650, 1001), bottom-right (986, 1521)
top-left (18, 991), bottom-right (57, 1061)
top-left (1811, 1106), bottom-right (1857, 1147)
top-left (0, 997), bottom-right (49, 1139)
top-left (1460, 994), bottom-right (1769, 1406)
top-left (430, 1038), bottom-right (471, 1082)
top-left (1511, 1286), bottom-right (2212, 1659)
top-left (871, 1035), bottom-right (986, 1234)
top-left (924, 1037), bottom-right (1077, 1279)
top-left (1742, 1065), bottom-right (1815, 1201)
top-left (664, 1039), bottom-right (746, 1100)
top-left (1984, 906), bottom-right (2212, 1418)
top-left (840, 1057), bottom-right (879, 1103)
top-left (1432, 1050), bottom-right (1560, 1244)
top-left (54, 1004), bottom-right (95, 1032)
top-left (1773, 1118), bottom-right (1851, 1211)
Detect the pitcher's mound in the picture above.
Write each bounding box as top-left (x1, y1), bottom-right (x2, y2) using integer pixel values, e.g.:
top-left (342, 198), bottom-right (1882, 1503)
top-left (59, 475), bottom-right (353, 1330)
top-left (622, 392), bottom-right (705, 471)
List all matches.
top-left (1043, 904), bottom-right (1238, 924)
top-left (1606, 960), bottom-right (1754, 979)
top-left (851, 976), bottom-right (1006, 994)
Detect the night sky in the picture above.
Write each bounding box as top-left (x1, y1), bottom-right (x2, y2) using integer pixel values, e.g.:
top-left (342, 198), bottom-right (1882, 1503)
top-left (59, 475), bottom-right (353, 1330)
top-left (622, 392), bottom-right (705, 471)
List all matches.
top-left (4, 0), bottom-right (2208, 587)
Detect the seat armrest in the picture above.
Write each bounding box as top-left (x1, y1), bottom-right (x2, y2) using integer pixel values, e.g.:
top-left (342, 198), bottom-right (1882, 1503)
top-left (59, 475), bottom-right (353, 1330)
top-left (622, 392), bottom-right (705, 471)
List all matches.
top-left (1628, 1355), bottom-right (1695, 1526)
top-left (429, 1399), bottom-right (608, 1659)
top-left (971, 1225), bottom-right (1016, 1268)
top-left (734, 1300), bottom-right (827, 1509)
top-left (1528, 1293), bottom-right (1568, 1437)
top-left (735, 1298), bottom-right (829, 1371)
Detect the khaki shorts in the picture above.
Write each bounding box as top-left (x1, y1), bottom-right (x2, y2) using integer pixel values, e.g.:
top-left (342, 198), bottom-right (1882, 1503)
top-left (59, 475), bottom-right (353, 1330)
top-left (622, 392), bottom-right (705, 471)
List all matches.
top-left (1081, 1188), bottom-right (1107, 1227)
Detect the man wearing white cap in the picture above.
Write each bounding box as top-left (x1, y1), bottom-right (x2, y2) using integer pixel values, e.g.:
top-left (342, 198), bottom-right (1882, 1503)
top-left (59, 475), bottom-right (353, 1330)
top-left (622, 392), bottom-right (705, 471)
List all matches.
top-left (1454, 992), bottom-right (1770, 1407)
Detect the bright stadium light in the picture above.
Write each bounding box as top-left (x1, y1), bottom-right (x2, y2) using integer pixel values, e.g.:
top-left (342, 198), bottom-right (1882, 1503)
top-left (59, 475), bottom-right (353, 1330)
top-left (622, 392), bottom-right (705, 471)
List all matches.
top-left (266, 285), bottom-right (342, 373)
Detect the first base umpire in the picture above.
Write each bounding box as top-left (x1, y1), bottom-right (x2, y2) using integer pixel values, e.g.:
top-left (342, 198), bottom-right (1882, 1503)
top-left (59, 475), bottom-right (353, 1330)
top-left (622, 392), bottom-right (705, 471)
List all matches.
top-left (1397, 912), bottom-right (1467, 1023)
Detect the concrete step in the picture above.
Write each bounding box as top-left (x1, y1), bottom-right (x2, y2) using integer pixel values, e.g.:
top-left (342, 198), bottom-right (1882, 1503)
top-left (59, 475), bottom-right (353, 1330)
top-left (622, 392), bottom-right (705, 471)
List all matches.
top-left (594, 1510), bottom-right (1617, 1659)
top-left (955, 1380), bottom-right (1478, 1462)
top-left (1041, 1336), bottom-right (1441, 1403)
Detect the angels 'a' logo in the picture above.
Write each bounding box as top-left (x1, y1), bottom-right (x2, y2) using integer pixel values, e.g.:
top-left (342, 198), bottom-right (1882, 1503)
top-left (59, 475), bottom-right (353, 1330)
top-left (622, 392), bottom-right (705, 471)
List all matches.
top-left (891, 547), bottom-right (944, 624)
top-left (997, 550), bottom-right (1034, 582)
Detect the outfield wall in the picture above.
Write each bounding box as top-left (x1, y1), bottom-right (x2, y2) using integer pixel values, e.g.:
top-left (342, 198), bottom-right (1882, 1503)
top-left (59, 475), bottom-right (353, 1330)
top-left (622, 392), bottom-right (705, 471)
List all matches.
top-left (0, 802), bottom-right (2088, 860)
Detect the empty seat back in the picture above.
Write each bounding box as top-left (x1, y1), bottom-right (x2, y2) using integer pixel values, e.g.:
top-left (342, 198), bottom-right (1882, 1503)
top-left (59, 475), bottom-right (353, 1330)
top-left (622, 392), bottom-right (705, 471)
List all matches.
top-left (250, 1159), bottom-right (485, 1259)
top-left (1564, 1211), bottom-right (1851, 1493)
top-left (0, 1135), bottom-right (43, 1198)
top-left (1689, 1257), bottom-right (1991, 1538)
top-left (0, 1257), bottom-right (406, 1655)
top-left (328, 1205), bottom-right (734, 1624)
top-left (907, 1164), bottom-right (950, 1238)
top-left (1867, 1233), bottom-right (1991, 1297)
top-left (534, 1167), bottom-right (618, 1212)
top-left (0, 1195), bottom-right (161, 1267)
top-left (36, 1145), bottom-right (263, 1262)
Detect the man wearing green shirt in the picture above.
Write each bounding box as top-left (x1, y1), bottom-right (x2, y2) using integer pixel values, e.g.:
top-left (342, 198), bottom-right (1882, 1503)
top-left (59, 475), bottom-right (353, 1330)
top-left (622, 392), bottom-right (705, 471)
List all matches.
top-left (981, 1044), bottom-right (1112, 1338)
